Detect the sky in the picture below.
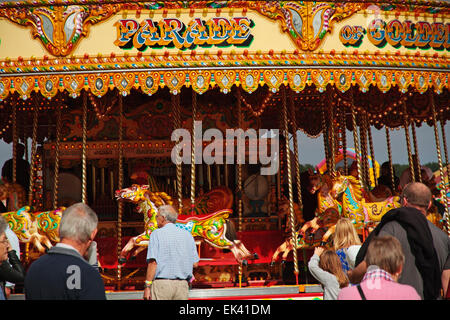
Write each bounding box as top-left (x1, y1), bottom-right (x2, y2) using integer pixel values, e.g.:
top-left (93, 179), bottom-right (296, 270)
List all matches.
top-left (297, 122), bottom-right (450, 167)
top-left (0, 122), bottom-right (448, 170)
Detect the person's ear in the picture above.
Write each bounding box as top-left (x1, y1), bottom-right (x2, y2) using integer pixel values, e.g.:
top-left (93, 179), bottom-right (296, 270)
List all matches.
top-left (400, 196), bottom-right (408, 207)
top-left (90, 228), bottom-right (98, 241)
top-left (393, 264), bottom-right (403, 281)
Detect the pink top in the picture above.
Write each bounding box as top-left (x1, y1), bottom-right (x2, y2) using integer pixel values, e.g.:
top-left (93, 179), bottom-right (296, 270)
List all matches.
top-left (338, 266), bottom-right (421, 300)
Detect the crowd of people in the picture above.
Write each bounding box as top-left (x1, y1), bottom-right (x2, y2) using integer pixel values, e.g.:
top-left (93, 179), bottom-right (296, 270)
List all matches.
top-left (308, 181), bottom-right (450, 300)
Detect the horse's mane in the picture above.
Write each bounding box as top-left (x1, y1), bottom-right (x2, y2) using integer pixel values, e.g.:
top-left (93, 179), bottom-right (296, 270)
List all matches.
top-left (147, 191), bottom-right (173, 207)
top-left (338, 175), bottom-right (364, 201)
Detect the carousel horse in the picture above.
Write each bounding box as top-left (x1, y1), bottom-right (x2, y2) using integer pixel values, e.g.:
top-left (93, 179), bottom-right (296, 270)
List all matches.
top-left (315, 173), bottom-right (401, 244)
top-left (271, 173), bottom-right (342, 264)
top-left (1, 177), bottom-right (65, 252)
top-left (115, 184), bottom-right (256, 264)
top-left (2, 206), bottom-right (65, 253)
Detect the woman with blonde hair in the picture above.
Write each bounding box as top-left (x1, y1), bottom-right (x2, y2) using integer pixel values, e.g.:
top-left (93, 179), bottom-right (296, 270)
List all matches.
top-left (333, 218), bottom-right (362, 273)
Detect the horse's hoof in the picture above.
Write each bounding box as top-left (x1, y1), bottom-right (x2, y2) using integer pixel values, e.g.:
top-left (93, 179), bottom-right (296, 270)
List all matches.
top-left (118, 257), bottom-right (127, 264)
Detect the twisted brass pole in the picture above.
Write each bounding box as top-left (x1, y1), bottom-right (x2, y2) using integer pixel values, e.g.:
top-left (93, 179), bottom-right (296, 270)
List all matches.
top-left (289, 94), bottom-right (303, 216)
top-left (359, 113), bottom-right (369, 189)
top-left (385, 127), bottom-right (395, 193)
top-left (430, 92), bottom-right (449, 234)
top-left (52, 101), bottom-right (62, 209)
top-left (117, 93), bottom-right (124, 285)
top-left (236, 87), bottom-right (243, 233)
top-left (172, 94), bottom-right (183, 214)
top-left (439, 117), bottom-right (450, 186)
top-left (367, 115), bottom-right (377, 187)
top-left (28, 98), bottom-right (39, 206)
top-left (236, 87), bottom-right (243, 288)
top-left (341, 105), bottom-right (348, 175)
top-left (329, 90), bottom-right (336, 175)
top-left (81, 91), bottom-right (88, 204)
top-left (190, 91), bottom-right (197, 214)
top-left (12, 99), bottom-right (17, 185)
top-left (290, 91), bottom-right (307, 284)
top-left (321, 97), bottom-right (330, 173)
top-left (411, 121), bottom-right (422, 183)
top-left (350, 91), bottom-right (364, 191)
top-left (403, 100), bottom-right (415, 183)
top-left (282, 85), bottom-right (299, 284)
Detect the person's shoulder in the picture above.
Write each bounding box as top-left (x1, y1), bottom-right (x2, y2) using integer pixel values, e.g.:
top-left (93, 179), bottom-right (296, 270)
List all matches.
top-left (337, 285), bottom-right (358, 300)
top-left (379, 219), bottom-right (403, 233)
top-left (391, 282), bottom-right (421, 299)
top-left (173, 224), bottom-right (194, 237)
top-left (25, 253), bottom-right (54, 275)
top-left (427, 220), bottom-right (449, 238)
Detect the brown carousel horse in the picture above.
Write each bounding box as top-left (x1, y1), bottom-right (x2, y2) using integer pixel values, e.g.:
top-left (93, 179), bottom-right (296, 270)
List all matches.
top-left (271, 173), bottom-right (341, 263)
top-left (115, 185), bottom-right (257, 264)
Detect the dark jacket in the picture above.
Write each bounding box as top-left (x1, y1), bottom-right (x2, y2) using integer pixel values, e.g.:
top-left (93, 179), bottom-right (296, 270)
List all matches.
top-left (1, 158), bottom-right (30, 192)
top-left (0, 250), bottom-right (26, 298)
top-left (24, 245), bottom-right (106, 300)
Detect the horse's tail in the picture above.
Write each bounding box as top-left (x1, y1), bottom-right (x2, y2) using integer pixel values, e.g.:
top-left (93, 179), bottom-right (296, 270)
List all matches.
top-left (225, 219), bottom-right (238, 241)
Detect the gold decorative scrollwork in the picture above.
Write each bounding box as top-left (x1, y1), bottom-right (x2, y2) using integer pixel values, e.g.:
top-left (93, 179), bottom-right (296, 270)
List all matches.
top-left (164, 71), bottom-right (186, 95)
top-left (190, 70), bottom-right (212, 95)
top-left (250, 1), bottom-right (363, 51)
top-left (0, 68), bottom-right (447, 102)
top-left (0, 4), bottom-right (122, 56)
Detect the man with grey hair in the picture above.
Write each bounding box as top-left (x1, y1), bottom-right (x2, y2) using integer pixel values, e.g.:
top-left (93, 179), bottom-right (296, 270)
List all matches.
top-left (25, 203), bottom-right (106, 300)
top-left (143, 205), bottom-right (199, 300)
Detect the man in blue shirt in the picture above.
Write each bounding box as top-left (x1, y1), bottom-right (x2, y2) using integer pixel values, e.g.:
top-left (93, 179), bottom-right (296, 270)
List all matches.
top-left (144, 205), bottom-right (199, 300)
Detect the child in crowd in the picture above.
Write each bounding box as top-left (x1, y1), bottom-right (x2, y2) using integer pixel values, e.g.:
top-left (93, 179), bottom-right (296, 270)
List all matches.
top-left (333, 218), bottom-right (362, 274)
top-left (308, 247), bottom-right (349, 300)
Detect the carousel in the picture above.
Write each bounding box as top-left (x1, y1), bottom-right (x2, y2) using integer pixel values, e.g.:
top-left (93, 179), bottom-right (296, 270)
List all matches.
top-left (0, 0), bottom-right (449, 300)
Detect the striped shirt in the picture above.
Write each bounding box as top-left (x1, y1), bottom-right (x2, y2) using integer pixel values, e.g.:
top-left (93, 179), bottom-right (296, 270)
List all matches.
top-left (147, 223), bottom-right (199, 280)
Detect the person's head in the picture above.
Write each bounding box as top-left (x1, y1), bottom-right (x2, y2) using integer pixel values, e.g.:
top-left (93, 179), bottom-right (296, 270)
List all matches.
top-left (400, 182), bottom-right (432, 214)
top-left (380, 161), bottom-right (394, 176)
top-left (0, 216), bottom-right (9, 262)
top-left (318, 249), bottom-right (349, 288)
top-left (59, 203), bottom-right (98, 254)
top-left (156, 205), bottom-right (178, 227)
top-left (365, 236), bottom-right (405, 281)
top-left (333, 218), bottom-right (361, 251)
top-left (16, 143), bottom-right (25, 159)
top-left (349, 161), bottom-right (358, 177)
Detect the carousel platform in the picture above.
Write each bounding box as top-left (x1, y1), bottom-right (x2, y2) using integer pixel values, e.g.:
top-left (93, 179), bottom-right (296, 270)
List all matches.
top-left (9, 284), bottom-right (323, 300)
